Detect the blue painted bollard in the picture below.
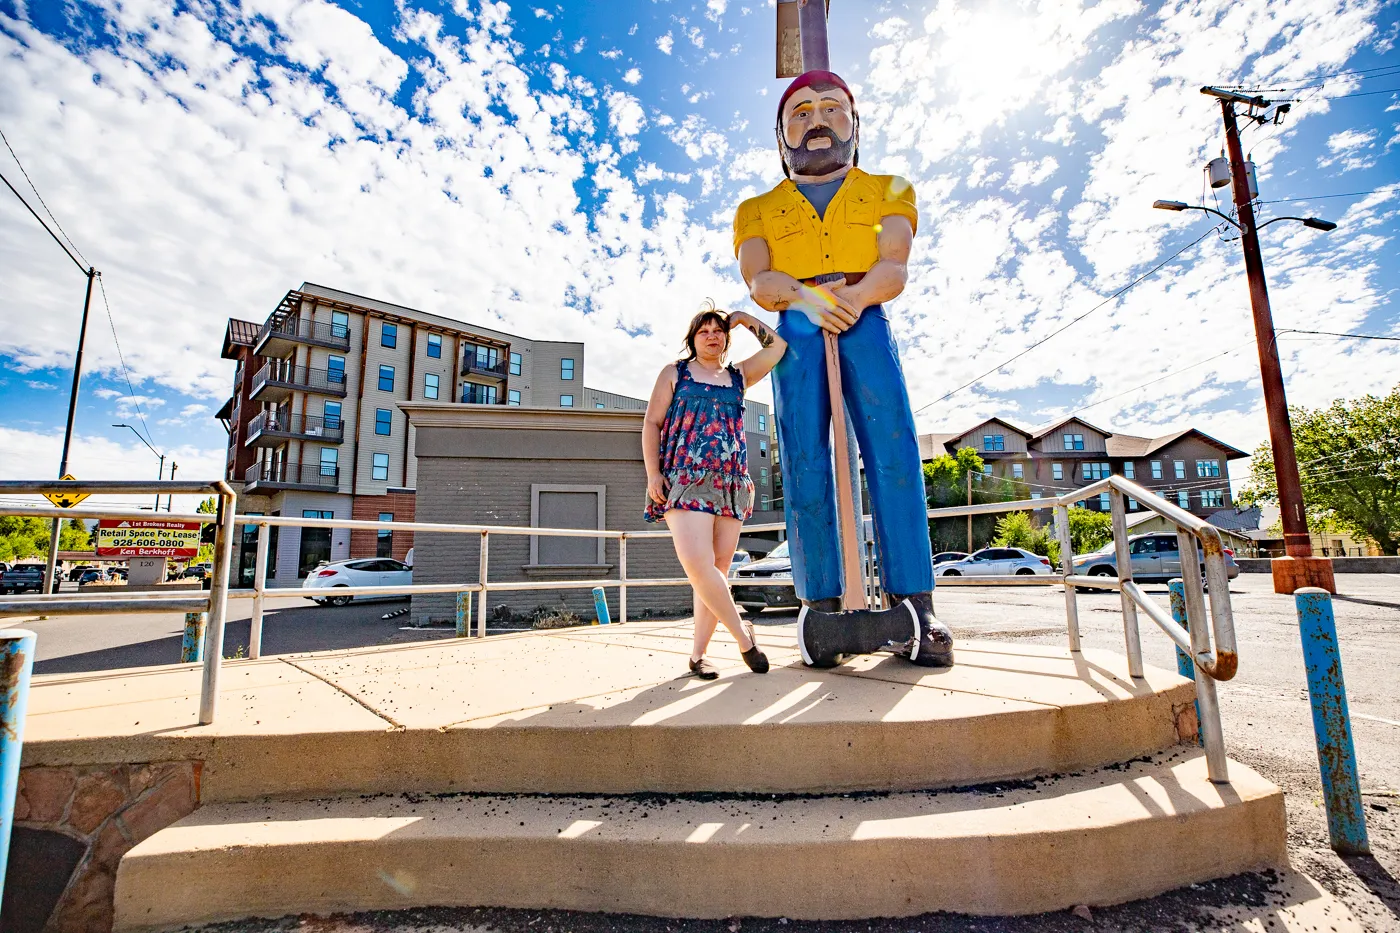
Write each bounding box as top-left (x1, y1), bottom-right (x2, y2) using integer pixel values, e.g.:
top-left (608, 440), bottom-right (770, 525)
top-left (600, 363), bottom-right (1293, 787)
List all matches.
top-left (1167, 580), bottom-right (1202, 745)
top-left (1, 629), bottom-right (37, 905)
top-left (456, 591), bottom-right (472, 638)
top-left (181, 612), bottom-right (206, 663)
top-left (592, 586), bottom-right (611, 625)
top-left (1296, 587), bottom-right (1370, 856)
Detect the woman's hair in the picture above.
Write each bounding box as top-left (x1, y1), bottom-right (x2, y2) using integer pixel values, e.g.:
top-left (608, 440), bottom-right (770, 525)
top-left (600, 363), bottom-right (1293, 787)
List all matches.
top-left (680, 300), bottom-right (731, 362)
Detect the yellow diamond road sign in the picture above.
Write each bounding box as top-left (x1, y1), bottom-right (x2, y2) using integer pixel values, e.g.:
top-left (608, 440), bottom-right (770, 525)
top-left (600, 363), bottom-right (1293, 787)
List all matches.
top-left (44, 474), bottom-right (89, 509)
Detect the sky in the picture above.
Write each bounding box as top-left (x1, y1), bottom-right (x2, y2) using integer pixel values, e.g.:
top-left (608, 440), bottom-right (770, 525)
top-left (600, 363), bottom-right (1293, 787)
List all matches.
top-left (1, 0), bottom-right (1397, 511)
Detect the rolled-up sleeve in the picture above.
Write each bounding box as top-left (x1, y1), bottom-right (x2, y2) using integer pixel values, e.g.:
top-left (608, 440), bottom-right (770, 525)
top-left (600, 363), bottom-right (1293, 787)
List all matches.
top-left (733, 198), bottom-right (765, 257)
top-left (879, 176), bottom-right (918, 236)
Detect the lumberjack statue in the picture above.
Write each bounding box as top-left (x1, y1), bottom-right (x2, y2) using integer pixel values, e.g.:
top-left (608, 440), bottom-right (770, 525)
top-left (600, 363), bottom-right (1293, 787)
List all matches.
top-left (734, 70), bottom-right (953, 668)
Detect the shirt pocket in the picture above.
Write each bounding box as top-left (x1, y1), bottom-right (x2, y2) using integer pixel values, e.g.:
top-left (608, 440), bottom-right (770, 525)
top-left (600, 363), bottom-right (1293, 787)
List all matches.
top-left (762, 204), bottom-right (803, 241)
top-left (845, 193), bottom-right (877, 226)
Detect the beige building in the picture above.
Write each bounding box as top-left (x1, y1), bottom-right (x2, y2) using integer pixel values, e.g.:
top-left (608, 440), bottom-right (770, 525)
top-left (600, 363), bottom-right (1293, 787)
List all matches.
top-left (921, 416), bottom-right (1249, 520)
top-left (217, 283), bottom-right (774, 587)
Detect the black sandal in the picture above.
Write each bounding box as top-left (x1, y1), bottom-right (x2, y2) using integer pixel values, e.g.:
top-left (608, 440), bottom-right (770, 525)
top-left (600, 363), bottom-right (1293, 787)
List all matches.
top-left (740, 623), bottom-right (770, 674)
top-left (689, 657), bottom-right (720, 680)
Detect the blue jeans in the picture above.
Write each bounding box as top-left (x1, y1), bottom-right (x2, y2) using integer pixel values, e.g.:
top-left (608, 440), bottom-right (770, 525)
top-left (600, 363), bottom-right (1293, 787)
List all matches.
top-left (773, 304), bottom-right (934, 602)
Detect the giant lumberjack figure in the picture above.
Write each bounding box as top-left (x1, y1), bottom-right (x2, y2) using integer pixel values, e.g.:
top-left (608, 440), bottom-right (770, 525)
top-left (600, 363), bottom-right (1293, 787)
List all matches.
top-left (733, 70), bottom-right (953, 668)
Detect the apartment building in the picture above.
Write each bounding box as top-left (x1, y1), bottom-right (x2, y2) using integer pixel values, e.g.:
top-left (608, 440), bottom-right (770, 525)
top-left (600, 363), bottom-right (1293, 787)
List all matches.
top-left (920, 416), bottom-right (1248, 519)
top-left (217, 283), bottom-right (773, 586)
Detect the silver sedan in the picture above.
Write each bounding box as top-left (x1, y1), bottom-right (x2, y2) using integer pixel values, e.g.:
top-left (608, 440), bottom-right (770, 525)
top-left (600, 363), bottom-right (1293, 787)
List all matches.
top-left (934, 547), bottom-right (1054, 577)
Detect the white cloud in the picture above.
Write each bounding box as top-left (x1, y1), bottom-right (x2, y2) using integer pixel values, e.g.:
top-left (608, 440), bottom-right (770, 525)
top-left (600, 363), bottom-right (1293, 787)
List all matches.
top-left (605, 89), bottom-right (647, 154)
top-left (656, 32), bottom-right (674, 55)
top-left (599, 48), bottom-right (622, 60)
top-left (706, 0), bottom-right (728, 22)
top-left (1319, 128), bottom-right (1379, 170)
top-left (1005, 156), bottom-right (1059, 192)
top-left (622, 67), bottom-right (642, 85)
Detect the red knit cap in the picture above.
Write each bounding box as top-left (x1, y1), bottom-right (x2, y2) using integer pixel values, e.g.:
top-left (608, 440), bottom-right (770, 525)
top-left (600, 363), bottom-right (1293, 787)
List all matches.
top-left (776, 70), bottom-right (854, 122)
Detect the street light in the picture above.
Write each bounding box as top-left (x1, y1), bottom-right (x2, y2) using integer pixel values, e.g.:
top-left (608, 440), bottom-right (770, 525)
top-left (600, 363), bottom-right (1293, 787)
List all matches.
top-left (113, 423), bottom-right (165, 511)
top-left (1151, 200), bottom-right (1335, 234)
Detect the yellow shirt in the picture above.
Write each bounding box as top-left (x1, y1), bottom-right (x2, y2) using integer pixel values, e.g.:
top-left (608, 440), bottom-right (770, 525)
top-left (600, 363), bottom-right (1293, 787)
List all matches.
top-left (732, 167), bottom-right (918, 281)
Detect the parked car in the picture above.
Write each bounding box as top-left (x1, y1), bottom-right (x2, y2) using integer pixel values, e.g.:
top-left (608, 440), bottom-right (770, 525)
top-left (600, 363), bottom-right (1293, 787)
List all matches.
top-left (727, 550), bottom-right (753, 575)
top-left (67, 565), bottom-right (95, 582)
top-left (1071, 533), bottom-right (1240, 586)
top-left (302, 558), bottom-right (412, 606)
top-left (78, 569), bottom-right (106, 584)
top-left (730, 541), bottom-right (798, 612)
top-left (935, 547), bottom-right (1053, 577)
top-left (932, 551), bottom-right (968, 566)
top-left (0, 564), bottom-right (47, 594)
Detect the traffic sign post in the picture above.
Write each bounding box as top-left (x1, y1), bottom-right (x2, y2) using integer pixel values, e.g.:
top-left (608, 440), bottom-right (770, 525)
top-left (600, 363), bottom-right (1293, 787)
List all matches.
top-left (42, 475), bottom-right (90, 510)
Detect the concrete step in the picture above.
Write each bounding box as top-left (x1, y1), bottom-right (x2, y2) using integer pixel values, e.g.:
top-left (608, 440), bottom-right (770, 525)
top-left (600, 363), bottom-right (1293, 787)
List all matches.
top-left (113, 749), bottom-right (1286, 931)
top-left (27, 630), bottom-right (1199, 800)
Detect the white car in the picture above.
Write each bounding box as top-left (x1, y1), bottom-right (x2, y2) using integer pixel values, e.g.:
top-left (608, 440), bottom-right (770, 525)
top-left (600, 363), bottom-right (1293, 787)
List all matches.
top-left (935, 547), bottom-right (1053, 577)
top-left (302, 558), bottom-right (412, 606)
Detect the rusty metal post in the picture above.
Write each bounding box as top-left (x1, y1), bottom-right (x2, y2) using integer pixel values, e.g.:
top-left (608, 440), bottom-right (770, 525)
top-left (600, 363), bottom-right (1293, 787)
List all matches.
top-left (455, 590), bottom-right (471, 638)
top-left (198, 485), bottom-right (238, 725)
top-left (1109, 489), bottom-right (1143, 678)
top-left (1, 628), bottom-right (36, 905)
top-left (618, 535), bottom-right (628, 623)
top-left (1295, 587), bottom-right (1369, 855)
top-left (1168, 580), bottom-right (1201, 746)
top-left (1054, 504), bottom-right (1080, 652)
top-left (248, 522), bottom-right (270, 659)
top-left (797, 0), bottom-right (830, 71)
top-left (181, 612), bottom-right (205, 663)
top-left (476, 531), bottom-right (489, 638)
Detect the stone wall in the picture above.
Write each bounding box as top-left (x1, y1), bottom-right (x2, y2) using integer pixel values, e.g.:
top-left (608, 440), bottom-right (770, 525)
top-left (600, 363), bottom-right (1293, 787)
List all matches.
top-left (4, 762), bottom-right (200, 933)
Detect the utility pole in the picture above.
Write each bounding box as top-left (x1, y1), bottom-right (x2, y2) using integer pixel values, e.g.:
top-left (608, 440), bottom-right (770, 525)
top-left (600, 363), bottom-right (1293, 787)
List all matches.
top-left (168, 461), bottom-right (177, 511)
top-left (43, 266), bottom-right (97, 593)
top-left (1203, 86), bottom-right (1335, 595)
top-left (966, 471), bottom-right (972, 552)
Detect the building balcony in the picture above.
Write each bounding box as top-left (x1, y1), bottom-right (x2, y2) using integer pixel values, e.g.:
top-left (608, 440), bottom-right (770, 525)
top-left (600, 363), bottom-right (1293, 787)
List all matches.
top-left (460, 384), bottom-right (506, 405)
top-left (245, 411), bottom-right (345, 448)
top-left (461, 356), bottom-right (509, 380)
top-left (255, 315), bottom-right (351, 357)
top-left (250, 361), bottom-right (349, 403)
top-left (244, 460), bottom-right (340, 493)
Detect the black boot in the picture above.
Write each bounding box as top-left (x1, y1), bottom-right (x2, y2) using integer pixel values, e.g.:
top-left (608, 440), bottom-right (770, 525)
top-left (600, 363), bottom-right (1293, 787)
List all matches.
top-left (800, 597), bottom-right (842, 613)
top-left (888, 592), bottom-right (954, 668)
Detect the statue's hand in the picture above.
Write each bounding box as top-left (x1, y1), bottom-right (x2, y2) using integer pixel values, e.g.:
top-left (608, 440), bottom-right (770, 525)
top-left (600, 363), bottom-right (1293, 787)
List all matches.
top-left (791, 284), bottom-right (861, 334)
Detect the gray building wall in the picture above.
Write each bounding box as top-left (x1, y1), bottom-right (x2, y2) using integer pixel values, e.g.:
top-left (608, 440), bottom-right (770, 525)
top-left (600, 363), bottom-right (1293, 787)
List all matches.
top-left (405, 405), bottom-right (690, 625)
top-left (267, 490), bottom-right (353, 588)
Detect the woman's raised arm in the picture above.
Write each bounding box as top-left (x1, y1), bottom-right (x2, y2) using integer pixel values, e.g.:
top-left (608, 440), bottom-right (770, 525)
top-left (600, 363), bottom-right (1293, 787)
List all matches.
top-left (728, 310), bottom-right (788, 386)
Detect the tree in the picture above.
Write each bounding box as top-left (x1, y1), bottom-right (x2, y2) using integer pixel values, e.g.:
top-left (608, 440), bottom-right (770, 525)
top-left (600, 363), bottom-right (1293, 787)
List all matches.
top-left (0, 516), bottom-right (89, 561)
top-left (992, 511), bottom-right (1060, 566)
top-left (1239, 385), bottom-right (1400, 554)
top-left (924, 448), bottom-right (1017, 552)
top-left (1068, 507), bottom-right (1113, 555)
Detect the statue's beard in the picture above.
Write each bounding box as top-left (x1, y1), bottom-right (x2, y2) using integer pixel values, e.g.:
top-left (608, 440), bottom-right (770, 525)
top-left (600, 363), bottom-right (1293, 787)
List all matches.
top-left (782, 126), bottom-right (856, 177)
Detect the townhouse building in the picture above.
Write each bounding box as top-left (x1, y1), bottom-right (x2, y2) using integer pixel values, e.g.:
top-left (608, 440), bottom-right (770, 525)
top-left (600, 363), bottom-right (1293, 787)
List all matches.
top-left (217, 283), bottom-right (773, 586)
top-left (920, 416), bottom-right (1248, 519)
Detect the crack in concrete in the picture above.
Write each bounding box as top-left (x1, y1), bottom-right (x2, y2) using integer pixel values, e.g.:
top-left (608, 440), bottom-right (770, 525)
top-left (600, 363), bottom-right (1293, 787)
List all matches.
top-left (280, 658), bottom-right (405, 731)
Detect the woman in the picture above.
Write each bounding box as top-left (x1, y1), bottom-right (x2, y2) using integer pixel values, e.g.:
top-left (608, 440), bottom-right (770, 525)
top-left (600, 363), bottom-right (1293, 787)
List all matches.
top-left (643, 303), bottom-right (788, 679)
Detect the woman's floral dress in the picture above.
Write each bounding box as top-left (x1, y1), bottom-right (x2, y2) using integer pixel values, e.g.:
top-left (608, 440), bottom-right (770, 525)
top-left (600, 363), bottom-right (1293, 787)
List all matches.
top-left (644, 360), bottom-right (755, 523)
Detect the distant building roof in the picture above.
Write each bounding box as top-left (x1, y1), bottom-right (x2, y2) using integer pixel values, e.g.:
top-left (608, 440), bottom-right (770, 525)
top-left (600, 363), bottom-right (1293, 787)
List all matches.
top-left (919, 433), bottom-right (961, 460)
top-left (1030, 416), bottom-right (1112, 440)
top-left (921, 420), bottom-right (1248, 461)
top-left (222, 319), bottom-right (260, 359)
top-left (1204, 506), bottom-right (1262, 532)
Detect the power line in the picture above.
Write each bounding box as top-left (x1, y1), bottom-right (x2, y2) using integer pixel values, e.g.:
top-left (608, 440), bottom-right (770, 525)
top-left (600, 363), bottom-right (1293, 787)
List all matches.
top-left (0, 128), bottom-right (89, 268)
top-left (1317, 86), bottom-right (1400, 100)
top-left (1257, 187), bottom-right (1396, 204)
top-left (95, 274), bottom-right (155, 446)
top-left (1053, 339), bottom-right (1257, 421)
top-left (913, 226), bottom-right (1218, 415)
top-left (1234, 63), bottom-right (1400, 92)
top-left (1280, 328), bottom-right (1400, 342)
top-left (0, 169), bottom-right (87, 275)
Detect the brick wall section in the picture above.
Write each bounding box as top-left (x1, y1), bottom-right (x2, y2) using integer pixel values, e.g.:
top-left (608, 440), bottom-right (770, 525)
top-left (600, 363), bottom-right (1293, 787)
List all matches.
top-left (350, 491), bottom-right (417, 560)
top-left (9, 762), bottom-right (200, 933)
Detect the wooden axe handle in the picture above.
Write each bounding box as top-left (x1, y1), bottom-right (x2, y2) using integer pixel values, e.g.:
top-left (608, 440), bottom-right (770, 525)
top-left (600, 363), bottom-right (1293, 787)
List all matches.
top-left (823, 330), bottom-right (865, 611)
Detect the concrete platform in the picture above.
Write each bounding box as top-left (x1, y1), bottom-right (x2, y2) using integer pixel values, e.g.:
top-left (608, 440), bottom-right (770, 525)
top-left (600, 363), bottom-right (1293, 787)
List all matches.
top-left (112, 749), bottom-right (1286, 930)
top-left (25, 620), bottom-right (1198, 800)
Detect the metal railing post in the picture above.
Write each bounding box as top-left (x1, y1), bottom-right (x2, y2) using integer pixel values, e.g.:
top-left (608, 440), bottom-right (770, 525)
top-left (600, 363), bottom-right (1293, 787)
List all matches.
top-left (248, 522), bottom-right (270, 659)
top-left (456, 591), bottom-right (472, 637)
top-left (0, 628), bottom-right (36, 907)
top-left (1167, 580), bottom-right (1201, 745)
top-left (1295, 587), bottom-right (1370, 855)
top-left (1177, 528), bottom-right (1228, 783)
top-left (199, 485), bottom-right (238, 725)
top-left (1054, 504), bottom-right (1080, 652)
top-left (476, 531), bottom-right (489, 638)
top-left (1109, 489), bottom-right (1142, 678)
top-left (618, 535), bottom-right (628, 623)
top-left (181, 613), bottom-right (205, 663)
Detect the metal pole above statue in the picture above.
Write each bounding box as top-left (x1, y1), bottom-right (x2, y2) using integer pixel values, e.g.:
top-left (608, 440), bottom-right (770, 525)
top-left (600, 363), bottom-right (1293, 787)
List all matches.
top-left (739, 0), bottom-right (952, 669)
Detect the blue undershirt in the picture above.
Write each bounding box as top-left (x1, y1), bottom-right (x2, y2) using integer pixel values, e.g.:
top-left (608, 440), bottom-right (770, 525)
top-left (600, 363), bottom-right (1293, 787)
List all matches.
top-left (795, 178), bottom-right (845, 220)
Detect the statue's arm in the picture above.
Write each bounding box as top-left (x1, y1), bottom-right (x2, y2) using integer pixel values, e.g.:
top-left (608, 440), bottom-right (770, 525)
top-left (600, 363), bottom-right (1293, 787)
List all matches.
top-left (833, 214), bottom-right (913, 311)
top-left (738, 237), bottom-right (859, 334)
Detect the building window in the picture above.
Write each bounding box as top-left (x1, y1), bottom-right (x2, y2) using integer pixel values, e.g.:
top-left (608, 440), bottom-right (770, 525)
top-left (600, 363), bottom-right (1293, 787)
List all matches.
top-left (509, 352), bottom-right (522, 376)
top-left (1174, 460), bottom-right (1186, 480)
top-left (760, 467), bottom-right (769, 484)
top-left (1052, 462), bottom-right (1063, 481)
top-left (378, 365), bottom-right (394, 392)
top-left (374, 408), bottom-right (392, 436)
top-left (328, 355), bottom-right (346, 386)
top-left (595, 401), bottom-right (605, 409)
top-left (372, 453), bottom-right (389, 481)
top-left (377, 512), bottom-right (394, 557)
top-left (1202, 489), bottom-right (1225, 508)
top-left (983, 434), bottom-right (1005, 452)
top-left (982, 464), bottom-right (993, 475)
top-left (1151, 460), bottom-right (1163, 479)
top-left (323, 400), bottom-right (342, 430)
top-left (427, 334), bottom-right (442, 358)
top-left (1031, 491), bottom-right (1042, 500)
top-left (1177, 490), bottom-right (1190, 509)
top-left (319, 447), bottom-right (338, 476)
top-left (463, 383), bottom-right (498, 404)
top-left (1123, 462), bottom-right (1135, 479)
top-left (530, 484), bottom-right (606, 566)
top-left (760, 440), bottom-right (768, 456)
top-left (1128, 497), bottom-right (1139, 510)
top-left (424, 373), bottom-right (440, 400)
top-left (1197, 459), bottom-right (1221, 477)
top-left (381, 322), bottom-right (397, 348)
top-left (560, 394), bottom-right (574, 407)
top-left (1064, 433), bottom-right (1085, 450)
top-left (561, 358), bottom-right (575, 380)
top-left (330, 310), bottom-right (349, 338)
top-left (1082, 462), bottom-right (1110, 480)
top-left (1099, 492), bottom-right (1111, 511)
top-left (471, 345), bottom-right (500, 369)
top-left (760, 494), bottom-right (770, 510)
top-left (297, 509), bottom-right (334, 578)
top-left (1012, 463), bottom-right (1024, 480)
top-left (508, 389), bottom-right (522, 405)
top-left (758, 413), bottom-right (767, 432)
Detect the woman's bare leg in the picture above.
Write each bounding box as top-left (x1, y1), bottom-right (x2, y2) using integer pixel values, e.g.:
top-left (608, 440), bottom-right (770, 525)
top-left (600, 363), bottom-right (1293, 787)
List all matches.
top-left (667, 509), bottom-right (754, 653)
top-left (690, 516), bottom-right (746, 660)
top-left (690, 589), bottom-right (719, 662)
